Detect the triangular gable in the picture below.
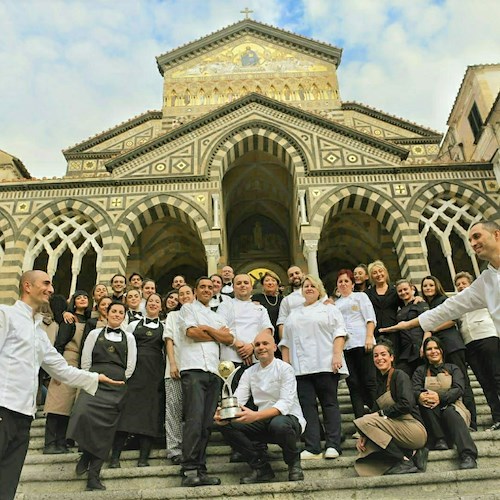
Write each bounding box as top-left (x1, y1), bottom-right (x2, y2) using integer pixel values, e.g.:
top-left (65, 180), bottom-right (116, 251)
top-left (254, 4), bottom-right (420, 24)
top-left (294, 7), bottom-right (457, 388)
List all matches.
top-left (108, 93), bottom-right (408, 179)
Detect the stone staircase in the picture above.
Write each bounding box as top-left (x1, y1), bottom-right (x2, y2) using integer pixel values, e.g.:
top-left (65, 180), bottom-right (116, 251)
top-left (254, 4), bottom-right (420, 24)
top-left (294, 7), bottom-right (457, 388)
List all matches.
top-left (15, 375), bottom-right (500, 499)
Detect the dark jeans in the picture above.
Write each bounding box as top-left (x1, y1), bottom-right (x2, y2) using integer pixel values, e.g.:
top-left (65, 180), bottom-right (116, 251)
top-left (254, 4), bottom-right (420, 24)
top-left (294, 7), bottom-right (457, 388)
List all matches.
top-left (180, 370), bottom-right (220, 473)
top-left (420, 405), bottom-right (477, 458)
top-left (220, 415), bottom-right (301, 467)
top-left (44, 413), bottom-right (69, 448)
top-left (345, 347), bottom-right (377, 418)
top-left (466, 337), bottom-right (500, 423)
top-left (0, 406), bottom-right (33, 500)
top-left (445, 350), bottom-right (477, 429)
top-left (297, 372), bottom-right (341, 454)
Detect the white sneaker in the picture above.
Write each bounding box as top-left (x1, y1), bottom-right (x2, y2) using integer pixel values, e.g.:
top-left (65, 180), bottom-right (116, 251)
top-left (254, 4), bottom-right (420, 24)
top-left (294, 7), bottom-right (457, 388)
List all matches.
top-left (300, 450), bottom-right (322, 460)
top-left (324, 447), bottom-right (340, 459)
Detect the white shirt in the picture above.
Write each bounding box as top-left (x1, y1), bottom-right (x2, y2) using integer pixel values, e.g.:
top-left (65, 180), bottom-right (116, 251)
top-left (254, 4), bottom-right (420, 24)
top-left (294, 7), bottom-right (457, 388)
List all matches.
top-left (335, 292), bottom-right (377, 350)
top-left (234, 358), bottom-right (306, 432)
top-left (277, 289), bottom-right (329, 326)
top-left (459, 308), bottom-right (497, 345)
top-left (221, 282), bottom-right (234, 295)
top-left (163, 311), bottom-right (182, 379)
top-left (81, 327), bottom-right (137, 379)
top-left (178, 300), bottom-right (227, 375)
top-left (0, 301), bottom-right (99, 417)
top-left (420, 265), bottom-right (500, 334)
top-left (280, 301), bottom-right (349, 378)
top-left (218, 298), bottom-right (273, 363)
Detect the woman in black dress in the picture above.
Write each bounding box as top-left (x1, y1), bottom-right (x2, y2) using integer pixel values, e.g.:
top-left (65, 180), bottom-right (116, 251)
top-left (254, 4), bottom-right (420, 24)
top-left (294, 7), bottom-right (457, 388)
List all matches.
top-left (421, 275), bottom-right (477, 429)
top-left (109, 292), bottom-right (165, 468)
top-left (394, 279), bottom-right (430, 378)
top-left (67, 301), bottom-right (137, 491)
top-left (252, 271), bottom-right (283, 355)
top-left (366, 260), bottom-right (404, 358)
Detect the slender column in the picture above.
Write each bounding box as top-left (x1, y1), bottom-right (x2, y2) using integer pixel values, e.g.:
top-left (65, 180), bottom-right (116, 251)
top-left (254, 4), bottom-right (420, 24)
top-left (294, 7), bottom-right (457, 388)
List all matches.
top-left (298, 190), bottom-right (308, 225)
top-left (205, 244), bottom-right (220, 276)
top-left (303, 239), bottom-right (319, 277)
top-left (212, 194), bottom-right (221, 229)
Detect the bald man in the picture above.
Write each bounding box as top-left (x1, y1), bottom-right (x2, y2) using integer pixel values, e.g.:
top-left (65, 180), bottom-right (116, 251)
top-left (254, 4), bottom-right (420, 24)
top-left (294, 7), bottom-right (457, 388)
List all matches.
top-left (0, 271), bottom-right (122, 499)
top-left (215, 332), bottom-right (305, 484)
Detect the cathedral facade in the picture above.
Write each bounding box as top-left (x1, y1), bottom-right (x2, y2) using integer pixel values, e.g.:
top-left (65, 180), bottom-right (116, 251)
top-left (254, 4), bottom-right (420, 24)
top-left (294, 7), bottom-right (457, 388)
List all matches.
top-left (0, 19), bottom-right (498, 301)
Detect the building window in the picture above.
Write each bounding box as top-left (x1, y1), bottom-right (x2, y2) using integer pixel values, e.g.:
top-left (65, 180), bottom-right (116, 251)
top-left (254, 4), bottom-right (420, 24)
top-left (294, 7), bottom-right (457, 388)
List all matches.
top-left (468, 102), bottom-right (483, 143)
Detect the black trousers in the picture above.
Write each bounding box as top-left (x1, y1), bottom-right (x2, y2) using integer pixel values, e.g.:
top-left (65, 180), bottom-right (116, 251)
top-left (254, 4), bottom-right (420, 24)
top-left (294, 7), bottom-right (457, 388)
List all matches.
top-left (297, 372), bottom-right (341, 454)
top-left (420, 405), bottom-right (477, 458)
top-left (397, 358), bottom-right (423, 381)
top-left (466, 337), bottom-right (500, 423)
top-left (0, 406), bottom-right (33, 500)
top-left (44, 413), bottom-right (69, 448)
top-left (180, 370), bottom-right (220, 473)
top-left (445, 350), bottom-right (477, 429)
top-left (220, 414), bottom-right (301, 468)
top-left (345, 347), bottom-right (377, 419)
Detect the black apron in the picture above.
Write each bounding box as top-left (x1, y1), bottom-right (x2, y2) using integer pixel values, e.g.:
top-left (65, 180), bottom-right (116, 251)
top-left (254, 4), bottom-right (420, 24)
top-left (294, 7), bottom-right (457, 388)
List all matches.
top-left (67, 329), bottom-right (128, 459)
top-left (117, 319), bottom-right (165, 437)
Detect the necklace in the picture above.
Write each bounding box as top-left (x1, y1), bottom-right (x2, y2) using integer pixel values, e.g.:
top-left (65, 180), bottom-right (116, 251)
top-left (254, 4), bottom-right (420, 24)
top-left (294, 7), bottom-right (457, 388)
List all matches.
top-left (263, 293), bottom-right (278, 306)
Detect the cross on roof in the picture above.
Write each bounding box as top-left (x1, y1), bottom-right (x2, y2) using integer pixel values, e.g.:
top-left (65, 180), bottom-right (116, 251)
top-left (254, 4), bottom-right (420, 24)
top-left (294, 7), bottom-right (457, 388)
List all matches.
top-left (240, 7), bottom-right (253, 19)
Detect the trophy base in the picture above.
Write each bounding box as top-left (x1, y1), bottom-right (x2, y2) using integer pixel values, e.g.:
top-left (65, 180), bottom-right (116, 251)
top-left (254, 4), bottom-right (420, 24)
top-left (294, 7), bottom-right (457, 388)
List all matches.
top-left (220, 396), bottom-right (240, 420)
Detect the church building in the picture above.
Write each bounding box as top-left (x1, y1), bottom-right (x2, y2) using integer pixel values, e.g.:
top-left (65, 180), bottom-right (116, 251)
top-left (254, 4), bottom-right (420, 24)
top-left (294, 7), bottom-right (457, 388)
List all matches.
top-left (0, 19), bottom-right (498, 300)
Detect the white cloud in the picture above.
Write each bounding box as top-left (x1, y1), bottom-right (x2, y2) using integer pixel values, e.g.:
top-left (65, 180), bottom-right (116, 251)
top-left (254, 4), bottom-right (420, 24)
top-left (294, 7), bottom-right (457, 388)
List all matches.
top-left (0, 0), bottom-right (498, 178)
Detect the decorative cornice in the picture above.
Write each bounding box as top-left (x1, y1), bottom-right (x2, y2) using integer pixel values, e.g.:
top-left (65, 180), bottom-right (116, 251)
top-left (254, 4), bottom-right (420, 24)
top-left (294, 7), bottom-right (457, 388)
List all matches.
top-left (389, 137), bottom-right (442, 145)
top-left (105, 93), bottom-right (409, 171)
top-left (156, 19), bottom-right (342, 76)
top-left (63, 110), bottom-right (162, 155)
top-left (342, 102), bottom-right (442, 137)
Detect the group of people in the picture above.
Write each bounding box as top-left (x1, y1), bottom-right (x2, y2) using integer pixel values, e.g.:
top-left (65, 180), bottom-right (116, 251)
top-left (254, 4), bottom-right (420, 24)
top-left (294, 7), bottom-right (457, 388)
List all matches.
top-left (0, 219), bottom-right (498, 499)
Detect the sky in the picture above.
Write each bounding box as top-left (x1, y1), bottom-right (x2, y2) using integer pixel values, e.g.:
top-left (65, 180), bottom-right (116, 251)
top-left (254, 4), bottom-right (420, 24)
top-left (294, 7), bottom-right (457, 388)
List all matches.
top-left (0, 0), bottom-right (498, 179)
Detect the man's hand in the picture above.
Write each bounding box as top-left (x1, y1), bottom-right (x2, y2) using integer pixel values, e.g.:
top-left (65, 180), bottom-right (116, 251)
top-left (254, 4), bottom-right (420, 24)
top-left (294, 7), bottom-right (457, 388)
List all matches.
top-left (379, 321), bottom-right (410, 333)
top-left (234, 405), bottom-right (259, 424)
top-left (170, 363), bottom-right (180, 379)
top-left (365, 334), bottom-right (375, 352)
top-left (237, 342), bottom-right (254, 360)
top-left (214, 406), bottom-right (229, 426)
top-left (332, 354), bottom-right (343, 373)
top-left (98, 373), bottom-right (125, 385)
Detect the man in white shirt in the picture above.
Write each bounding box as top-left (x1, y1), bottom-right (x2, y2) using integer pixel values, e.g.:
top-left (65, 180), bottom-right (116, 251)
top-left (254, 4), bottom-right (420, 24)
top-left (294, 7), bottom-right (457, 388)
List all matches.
top-left (171, 275), bottom-right (186, 290)
top-left (215, 331), bottom-right (305, 484)
top-left (0, 270), bottom-right (122, 499)
top-left (221, 265), bottom-right (235, 296)
top-left (178, 277), bottom-right (234, 487)
top-left (382, 220), bottom-right (500, 335)
top-left (208, 274), bottom-right (228, 312)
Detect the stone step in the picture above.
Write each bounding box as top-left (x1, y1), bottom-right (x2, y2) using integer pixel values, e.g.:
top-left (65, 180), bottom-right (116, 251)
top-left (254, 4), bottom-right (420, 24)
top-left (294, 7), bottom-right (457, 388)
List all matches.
top-left (15, 446), bottom-right (500, 498)
top-left (16, 467), bottom-right (500, 500)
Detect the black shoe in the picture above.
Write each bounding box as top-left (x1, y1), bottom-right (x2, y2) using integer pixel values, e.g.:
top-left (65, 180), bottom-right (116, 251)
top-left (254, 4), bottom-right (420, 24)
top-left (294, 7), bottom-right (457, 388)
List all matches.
top-left (43, 444), bottom-right (66, 455)
top-left (198, 472), bottom-right (221, 486)
top-left (230, 451), bottom-right (246, 463)
top-left (181, 473), bottom-right (202, 487)
top-left (487, 422), bottom-right (500, 432)
top-left (459, 455), bottom-right (477, 470)
top-left (413, 447), bottom-right (429, 472)
top-left (108, 457), bottom-right (121, 469)
top-left (384, 460), bottom-right (419, 475)
top-left (171, 455), bottom-right (182, 465)
top-left (75, 455), bottom-right (90, 476)
top-left (240, 464), bottom-right (275, 484)
top-left (288, 463), bottom-right (304, 481)
top-left (86, 477), bottom-right (106, 491)
top-left (434, 438), bottom-right (449, 450)
top-left (137, 458), bottom-right (149, 467)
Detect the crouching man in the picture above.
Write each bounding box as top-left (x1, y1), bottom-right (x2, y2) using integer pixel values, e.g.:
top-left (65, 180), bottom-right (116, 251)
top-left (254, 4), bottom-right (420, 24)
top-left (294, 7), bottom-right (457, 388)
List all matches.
top-left (214, 331), bottom-right (305, 483)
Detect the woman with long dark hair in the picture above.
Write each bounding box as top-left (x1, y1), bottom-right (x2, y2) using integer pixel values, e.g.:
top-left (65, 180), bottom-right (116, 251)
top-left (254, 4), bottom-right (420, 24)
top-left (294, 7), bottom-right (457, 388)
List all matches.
top-left (43, 290), bottom-right (91, 454)
top-left (420, 275), bottom-right (477, 429)
top-left (412, 336), bottom-right (477, 469)
top-left (353, 339), bottom-right (427, 476)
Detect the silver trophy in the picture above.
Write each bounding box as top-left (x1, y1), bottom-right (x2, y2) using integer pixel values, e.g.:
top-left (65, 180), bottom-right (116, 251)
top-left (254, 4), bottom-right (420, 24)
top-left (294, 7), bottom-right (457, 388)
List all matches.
top-left (217, 361), bottom-right (242, 420)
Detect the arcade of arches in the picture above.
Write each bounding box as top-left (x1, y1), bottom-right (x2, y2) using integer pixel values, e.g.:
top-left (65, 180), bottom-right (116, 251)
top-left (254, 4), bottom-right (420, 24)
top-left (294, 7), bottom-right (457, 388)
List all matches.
top-left (0, 19), bottom-right (498, 302)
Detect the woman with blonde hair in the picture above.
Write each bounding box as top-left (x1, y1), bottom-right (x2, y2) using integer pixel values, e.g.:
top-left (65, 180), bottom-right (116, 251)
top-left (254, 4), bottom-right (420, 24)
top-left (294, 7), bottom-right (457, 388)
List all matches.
top-left (281, 275), bottom-right (348, 460)
top-left (366, 260), bottom-right (404, 358)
